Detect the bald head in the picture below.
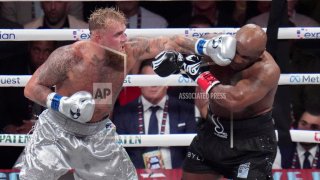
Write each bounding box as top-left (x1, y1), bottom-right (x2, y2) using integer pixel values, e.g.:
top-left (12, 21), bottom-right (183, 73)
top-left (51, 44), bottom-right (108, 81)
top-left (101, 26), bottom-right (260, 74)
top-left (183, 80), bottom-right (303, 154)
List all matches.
top-left (236, 24), bottom-right (267, 60)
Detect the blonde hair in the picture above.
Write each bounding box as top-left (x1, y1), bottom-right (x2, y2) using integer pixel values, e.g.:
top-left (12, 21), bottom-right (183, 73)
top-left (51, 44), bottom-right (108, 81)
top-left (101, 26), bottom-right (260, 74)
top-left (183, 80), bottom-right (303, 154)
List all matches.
top-left (88, 7), bottom-right (127, 32)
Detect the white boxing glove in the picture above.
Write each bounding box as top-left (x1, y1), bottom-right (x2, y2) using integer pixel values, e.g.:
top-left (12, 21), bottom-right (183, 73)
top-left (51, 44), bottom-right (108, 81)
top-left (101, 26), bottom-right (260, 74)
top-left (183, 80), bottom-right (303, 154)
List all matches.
top-left (46, 91), bottom-right (95, 123)
top-left (195, 35), bottom-right (236, 66)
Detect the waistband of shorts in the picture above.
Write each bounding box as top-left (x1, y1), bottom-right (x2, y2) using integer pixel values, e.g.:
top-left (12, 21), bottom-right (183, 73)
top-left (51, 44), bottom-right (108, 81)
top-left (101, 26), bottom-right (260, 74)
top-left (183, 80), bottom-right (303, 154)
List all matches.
top-left (208, 111), bottom-right (273, 130)
top-left (45, 109), bottom-right (109, 136)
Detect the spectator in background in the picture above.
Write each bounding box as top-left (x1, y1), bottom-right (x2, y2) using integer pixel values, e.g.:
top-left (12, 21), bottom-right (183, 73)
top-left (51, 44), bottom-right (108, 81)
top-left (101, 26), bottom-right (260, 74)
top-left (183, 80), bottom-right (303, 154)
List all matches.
top-left (115, 1), bottom-right (168, 29)
top-left (27, 41), bottom-right (57, 73)
top-left (1, 1), bottom-right (84, 26)
top-left (232, 1), bottom-right (247, 26)
top-left (1, 41), bottom-right (57, 135)
top-left (24, 1), bottom-right (87, 29)
top-left (0, 3), bottom-right (30, 168)
top-left (0, 4), bottom-right (28, 75)
top-left (169, 1), bottom-right (239, 28)
top-left (256, 1), bottom-right (271, 14)
top-left (0, 2), bottom-right (29, 134)
top-left (112, 60), bottom-right (197, 169)
top-left (247, 0), bottom-right (319, 27)
top-left (189, 15), bottom-right (213, 28)
top-left (273, 104), bottom-right (320, 169)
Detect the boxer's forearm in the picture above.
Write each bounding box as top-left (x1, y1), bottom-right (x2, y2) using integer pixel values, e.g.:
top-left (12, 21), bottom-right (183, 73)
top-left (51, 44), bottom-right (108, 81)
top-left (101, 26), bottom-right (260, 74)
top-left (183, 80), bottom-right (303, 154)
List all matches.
top-left (127, 35), bottom-right (197, 61)
top-left (168, 35), bottom-right (197, 54)
top-left (24, 74), bottom-right (53, 107)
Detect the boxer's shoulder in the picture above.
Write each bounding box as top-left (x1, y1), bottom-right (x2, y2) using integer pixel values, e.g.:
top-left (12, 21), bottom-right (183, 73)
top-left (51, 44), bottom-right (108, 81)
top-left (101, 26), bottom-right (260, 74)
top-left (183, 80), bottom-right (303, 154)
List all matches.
top-left (258, 52), bottom-right (280, 74)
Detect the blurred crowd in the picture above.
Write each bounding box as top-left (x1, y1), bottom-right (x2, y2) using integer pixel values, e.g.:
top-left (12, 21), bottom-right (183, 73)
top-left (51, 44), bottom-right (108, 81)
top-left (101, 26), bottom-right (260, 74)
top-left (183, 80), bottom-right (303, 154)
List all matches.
top-left (0, 0), bottom-right (320, 171)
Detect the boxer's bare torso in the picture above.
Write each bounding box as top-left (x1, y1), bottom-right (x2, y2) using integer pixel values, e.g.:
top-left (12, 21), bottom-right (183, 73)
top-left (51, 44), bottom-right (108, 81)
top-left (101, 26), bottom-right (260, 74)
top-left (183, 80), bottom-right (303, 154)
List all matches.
top-left (28, 41), bottom-right (126, 122)
top-left (54, 41), bottom-right (128, 122)
top-left (27, 35), bottom-right (196, 122)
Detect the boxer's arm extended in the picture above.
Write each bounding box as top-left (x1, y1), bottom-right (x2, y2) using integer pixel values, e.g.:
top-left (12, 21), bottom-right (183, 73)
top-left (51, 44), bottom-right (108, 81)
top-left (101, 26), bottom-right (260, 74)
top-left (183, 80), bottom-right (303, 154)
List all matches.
top-left (209, 62), bottom-right (280, 112)
top-left (127, 35), bottom-right (235, 67)
top-left (24, 46), bottom-right (74, 107)
top-left (126, 35), bottom-right (196, 61)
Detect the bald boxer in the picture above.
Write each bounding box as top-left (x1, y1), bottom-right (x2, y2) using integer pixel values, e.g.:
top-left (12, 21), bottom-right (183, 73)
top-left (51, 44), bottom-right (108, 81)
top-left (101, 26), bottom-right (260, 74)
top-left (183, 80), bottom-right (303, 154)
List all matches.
top-left (17, 7), bottom-right (236, 180)
top-left (153, 24), bottom-right (280, 179)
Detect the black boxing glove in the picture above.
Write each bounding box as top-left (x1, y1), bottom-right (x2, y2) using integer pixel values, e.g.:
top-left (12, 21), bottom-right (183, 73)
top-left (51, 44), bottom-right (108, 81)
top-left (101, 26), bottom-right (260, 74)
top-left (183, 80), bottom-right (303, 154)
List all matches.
top-left (152, 51), bottom-right (184, 77)
top-left (183, 55), bottom-right (220, 94)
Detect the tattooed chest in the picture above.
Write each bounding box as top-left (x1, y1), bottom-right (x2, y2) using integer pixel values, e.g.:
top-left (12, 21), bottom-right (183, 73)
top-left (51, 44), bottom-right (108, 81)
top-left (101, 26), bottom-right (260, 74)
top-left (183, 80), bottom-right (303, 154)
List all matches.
top-left (69, 64), bottom-right (126, 90)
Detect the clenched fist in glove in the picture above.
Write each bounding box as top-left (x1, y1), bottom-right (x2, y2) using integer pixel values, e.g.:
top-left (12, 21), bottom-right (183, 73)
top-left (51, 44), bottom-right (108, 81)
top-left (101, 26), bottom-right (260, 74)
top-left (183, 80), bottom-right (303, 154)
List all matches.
top-left (152, 50), bottom-right (184, 77)
top-left (183, 54), bottom-right (220, 94)
top-left (46, 91), bottom-right (95, 123)
top-left (195, 35), bottom-right (236, 66)
top-left (153, 50), bottom-right (220, 94)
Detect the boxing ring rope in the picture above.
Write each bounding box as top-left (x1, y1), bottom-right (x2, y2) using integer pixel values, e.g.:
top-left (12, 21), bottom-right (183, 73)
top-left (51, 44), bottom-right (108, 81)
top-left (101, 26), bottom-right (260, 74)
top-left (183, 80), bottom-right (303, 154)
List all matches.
top-left (1, 74), bottom-right (320, 87)
top-left (0, 27), bottom-right (320, 41)
top-left (0, 130), bottom-right (319, 147)
top-left (0, 27), bottom-right (319, 148)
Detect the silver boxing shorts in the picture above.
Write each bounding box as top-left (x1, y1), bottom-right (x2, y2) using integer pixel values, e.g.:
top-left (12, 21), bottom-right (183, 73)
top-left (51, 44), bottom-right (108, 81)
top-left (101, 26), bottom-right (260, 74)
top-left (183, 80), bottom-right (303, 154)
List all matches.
top-left (15, 109), bottom-right (138, 180)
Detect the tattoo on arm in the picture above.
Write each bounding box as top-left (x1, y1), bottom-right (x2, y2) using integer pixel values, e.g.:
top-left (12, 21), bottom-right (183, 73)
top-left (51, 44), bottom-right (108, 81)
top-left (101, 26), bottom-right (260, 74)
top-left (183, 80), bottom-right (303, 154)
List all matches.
top-left (128, 37), bottom-right (152, 60)
top-left (168, 35), bottom-right (195, 54)
top-left (128, 35), bottom-right (196, 61)
top-left (38, 46), bottom-right (77, 86)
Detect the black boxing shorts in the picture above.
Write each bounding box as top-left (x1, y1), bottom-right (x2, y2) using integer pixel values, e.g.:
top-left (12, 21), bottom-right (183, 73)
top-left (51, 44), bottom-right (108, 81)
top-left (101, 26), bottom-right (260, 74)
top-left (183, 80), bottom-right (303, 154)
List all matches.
top-left (183, 111), bottom-right (277, 179)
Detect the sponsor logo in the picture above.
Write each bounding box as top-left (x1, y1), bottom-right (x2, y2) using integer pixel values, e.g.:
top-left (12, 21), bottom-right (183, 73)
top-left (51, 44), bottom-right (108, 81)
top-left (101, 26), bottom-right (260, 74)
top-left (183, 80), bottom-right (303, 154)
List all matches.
top-left (123, 76), bottom-right (132, 84)
top-left (184, 29), bottom-right (189, 37)
top-left (297, 28), bottom-right (320, 39)
top-left (0, 134), bottom-right (30, 144)
top-left (191, 32), bottom-right (210, 38)
top-left (184, 28), bottom-right (236, 38)
top-left (0, 31), bottom-right (16, 40)
top-left (210, 115), bottom-right (228, 139)
top-left (289, 75), bottom-right (301, 83)
top-left (186, 151), bottom-right (204, 161)
top-left (273, 171), bottom-right (320, 179)
top-left (211, 37), bottom-right (221, 48)
top-left (0, 172), bottom-right (20, 180)
top-left (69, 107), bottom-right (80, 119)
top-left (178, 75), bottom-right (192, 83)
top-left (184, 62), bottom-right (200, 76)
top-left (0, 77), bottom-right (21, 85)
top-left (237, 162), bottom-right (250, 178)
top-left (289, 75), bottom-right (320, 83)
top-left (73, 30), bottom-right (90, 40)
top-left (117, 135), bottom-right (142, 145)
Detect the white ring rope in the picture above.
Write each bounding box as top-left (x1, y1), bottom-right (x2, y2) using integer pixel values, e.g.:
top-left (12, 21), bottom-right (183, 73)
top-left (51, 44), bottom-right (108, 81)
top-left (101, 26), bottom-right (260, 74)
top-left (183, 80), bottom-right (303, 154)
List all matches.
top-left (0, 130), bottom-right (318, 147)
top-left (0, 74), bottom-right (320, 87)
top-left (0, 27), bottom-right (319, 41)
